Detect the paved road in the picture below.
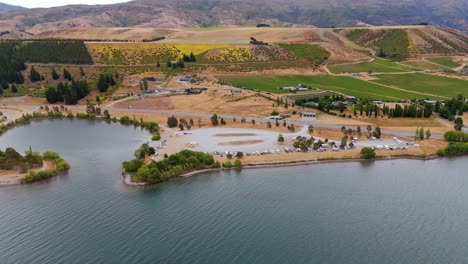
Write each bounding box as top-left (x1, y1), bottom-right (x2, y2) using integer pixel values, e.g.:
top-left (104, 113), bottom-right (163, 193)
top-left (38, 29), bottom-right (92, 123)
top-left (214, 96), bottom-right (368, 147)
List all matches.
top-left (107, 107), bottom-right (444, 139)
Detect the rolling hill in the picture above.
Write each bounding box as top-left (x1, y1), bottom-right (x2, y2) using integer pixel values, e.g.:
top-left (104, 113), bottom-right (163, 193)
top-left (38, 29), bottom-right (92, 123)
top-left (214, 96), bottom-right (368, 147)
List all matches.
top-left (0, 3), bottom-right (24, 13)
top-left (0, 0), bottom-right (466, 32)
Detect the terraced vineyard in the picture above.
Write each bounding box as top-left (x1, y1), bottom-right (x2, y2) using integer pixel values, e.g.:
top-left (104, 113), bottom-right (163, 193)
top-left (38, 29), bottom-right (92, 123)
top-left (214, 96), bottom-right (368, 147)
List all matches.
top-left (342, 27), bottom-right (468, 60)
top-left (216, 74), bottom-right (437, 100)
top-left (87, 43), bottom-right (235, 65)
top-left (410, 28), bottom-right (468, 55)
top-left (373, 73), bottom-right (468, 98)
top-left (343, 29), bottom-right (410, 60)
top-left (328, 58), bottom-right (419, 74)
top-left (87, 42), bottom-right (333, 68)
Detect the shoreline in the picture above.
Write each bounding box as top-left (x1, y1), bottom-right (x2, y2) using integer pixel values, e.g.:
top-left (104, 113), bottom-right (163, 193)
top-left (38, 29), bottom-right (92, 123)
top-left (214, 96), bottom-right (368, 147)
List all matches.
top-left (122, 154), bottom-right (442, 187)
top-left (0, 161), bottom-right (53, 187)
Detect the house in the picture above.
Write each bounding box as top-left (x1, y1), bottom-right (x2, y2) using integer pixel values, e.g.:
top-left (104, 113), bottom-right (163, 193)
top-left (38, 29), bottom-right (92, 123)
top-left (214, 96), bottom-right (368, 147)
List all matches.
top-left (185, 88), bottom-right (202, 94)
top-left (372, 100), bottom-right (384, 105)
top-left (302, 112), bottom-right (316, 118)
top-left (304, 101), bottom-right (318, 107)
top-left (230, 89), bottom-right (242, 94)
top-left (423, 100), bottom-right (437, 105)
top-left (179, 77), bottom-right (191, 82)
top-left (145, 89), bottom-right (159, 94)
top-left (280, 85), bottom-right (310, 91)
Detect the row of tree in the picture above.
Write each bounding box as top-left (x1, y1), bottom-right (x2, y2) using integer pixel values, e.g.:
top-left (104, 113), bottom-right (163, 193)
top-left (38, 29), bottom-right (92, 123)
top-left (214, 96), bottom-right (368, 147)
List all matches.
top-left (0, 40), bottom-right (92, 86)
top-left (45, 81), bottom-right (90, 105)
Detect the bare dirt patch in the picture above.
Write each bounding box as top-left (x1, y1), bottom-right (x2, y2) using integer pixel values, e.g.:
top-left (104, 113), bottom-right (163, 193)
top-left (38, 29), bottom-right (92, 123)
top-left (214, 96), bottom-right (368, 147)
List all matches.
top-left (215, 133), bottom-right (257, 137)
top-left (218, 140), bottom-right (264, 146)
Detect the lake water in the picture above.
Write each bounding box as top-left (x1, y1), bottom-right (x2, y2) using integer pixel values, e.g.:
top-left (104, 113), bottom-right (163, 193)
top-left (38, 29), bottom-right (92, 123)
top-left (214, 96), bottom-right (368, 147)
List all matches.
top-left (0, 119), bottom-right (468, 264)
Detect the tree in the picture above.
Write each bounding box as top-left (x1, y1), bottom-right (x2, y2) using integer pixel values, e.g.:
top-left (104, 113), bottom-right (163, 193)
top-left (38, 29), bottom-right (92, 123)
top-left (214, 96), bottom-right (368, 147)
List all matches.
top-left (167, 115), bottom-right (178, 128)
top-left (419, 127), bottom-right (425, 140)
top-left (80, 66), bottom-right (86, 77)
top-left (11, 84), bottom-right (18, 93)
top-left (211, 114), bottom-right (219, 126)
top-left (103, 110), bottom-right (111, 120)
top-left (97, 74), bottom-right (108, 92)
top-left (226, 153), bottom-right (233, 159)
top-left (143, 79), bottom-right (148, 91)
top-left (63, 68), bottom-right (72, 81)
top-left (51, 68), bottom-right (59, 80)
top-left (454, 117), bottom-right (463, 131)
top-left (360, 147), bottom-right (376, 159)
top-left (45, 87), bottom-right (58, 103)
top-left (179, 123), bottom-right (184, 131)
top-left (189, 52), bottom-right (196, 62)
top-left (277, 134), bottom-right (285, 144)
top-left (236, 151), bottom-right (243, 159)
top-left (251, 119), bottom-right (256, 125)
top-left (373, 127), bottom-right (381, 139)
top-left (308, 125), bottom-right (314, 133)
top-left (425, 129), bottom-right (431, 140)
top-left (29, 66), bottom-right (41, 82)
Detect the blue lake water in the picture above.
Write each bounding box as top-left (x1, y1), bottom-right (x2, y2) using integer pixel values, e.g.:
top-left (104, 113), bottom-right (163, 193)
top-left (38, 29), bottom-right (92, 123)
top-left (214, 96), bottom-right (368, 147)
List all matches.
top-left (0, 119), bottom-right (467, 264)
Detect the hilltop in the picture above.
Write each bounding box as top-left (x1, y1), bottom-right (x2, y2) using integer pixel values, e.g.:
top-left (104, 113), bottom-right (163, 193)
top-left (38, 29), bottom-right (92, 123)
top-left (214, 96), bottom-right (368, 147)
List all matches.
top-left (0, 3), bottom-right (24, 13)
top-left (0, 0), bottom-right (466, 33)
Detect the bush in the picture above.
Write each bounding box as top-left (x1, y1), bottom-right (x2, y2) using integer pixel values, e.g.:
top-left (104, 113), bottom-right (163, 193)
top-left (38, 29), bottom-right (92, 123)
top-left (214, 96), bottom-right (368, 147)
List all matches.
top-left (360, 147), bottom-right (376, 159)
top-left (42, 151), bottom-right (60, 160)
top-left (444, 131), bottom-right (468, 142)
top-left (234, 160), bottom-right (242, 168)
top-left (151, 134), bottom-right (161, 141)
top-left (123, 159), bottom-right (144, 173)
top-left (227, 153), bottom-right (233, 159)
top-left (444, 142), bottom-right (468, 157)
top-left (123, 149), bottom-right (216, 183)
top-left (223, 161), bottom-right (232, 168)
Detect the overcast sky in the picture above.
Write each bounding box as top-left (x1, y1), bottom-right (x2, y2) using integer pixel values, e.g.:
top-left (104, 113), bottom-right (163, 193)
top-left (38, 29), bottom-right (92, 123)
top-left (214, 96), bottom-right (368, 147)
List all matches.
top-left (2, 0), bottom-right (130, 8)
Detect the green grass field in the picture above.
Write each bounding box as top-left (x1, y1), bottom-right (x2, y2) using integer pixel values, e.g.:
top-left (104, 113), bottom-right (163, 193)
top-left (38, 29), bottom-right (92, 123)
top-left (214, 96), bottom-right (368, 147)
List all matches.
top-left (426, 57), bottom-right (461, 68)
top-left (216, 74), bottom-right (438, 100)
top-left (327, 58), bottom-right (419, 74)
top-left (373, 73), bottom-right (468, 98)
top-left (399, 60), bottom-right (448, 70)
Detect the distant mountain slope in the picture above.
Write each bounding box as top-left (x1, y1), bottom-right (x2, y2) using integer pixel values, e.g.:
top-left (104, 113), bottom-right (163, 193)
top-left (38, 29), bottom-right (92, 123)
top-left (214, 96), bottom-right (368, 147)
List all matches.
top-left (0, 2), bottom-right (24, 13)
top-left (0, 0), bottom-right (466, 32)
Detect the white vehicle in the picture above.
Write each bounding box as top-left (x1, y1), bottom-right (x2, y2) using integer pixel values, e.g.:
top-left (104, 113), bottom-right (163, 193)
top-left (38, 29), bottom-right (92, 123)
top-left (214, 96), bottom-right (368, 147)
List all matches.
top-left (269, 116), bottom-right (283, 120)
